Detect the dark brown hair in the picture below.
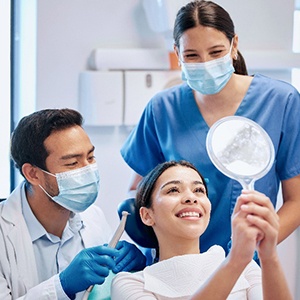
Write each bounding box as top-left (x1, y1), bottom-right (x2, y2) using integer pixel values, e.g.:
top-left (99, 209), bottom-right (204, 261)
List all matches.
top-left (173, 0), bottom-right (248, 75)
top-left (135, 160), bottom-right (208, 250)
top-left (11, 108), bottom-right (83, 177)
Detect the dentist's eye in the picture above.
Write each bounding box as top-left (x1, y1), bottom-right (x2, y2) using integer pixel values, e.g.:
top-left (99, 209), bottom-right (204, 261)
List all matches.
top-left (88, 155), bottom-right (96, 162)
top-left (65, 161), bottom-right (78, 167)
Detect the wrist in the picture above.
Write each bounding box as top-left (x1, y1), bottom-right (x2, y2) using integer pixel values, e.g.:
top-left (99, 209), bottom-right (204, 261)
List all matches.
top-left (259, 250), bottom-right (280, 266)
top-left (59, 272), bottom-right (75, 300)
top-left (227, 250), bottom-right (251, 272)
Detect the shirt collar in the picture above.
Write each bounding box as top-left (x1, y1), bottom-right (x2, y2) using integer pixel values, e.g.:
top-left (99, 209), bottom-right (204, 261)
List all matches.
top-left (21, 186), bottom-right (46, 242)
top-left (21, 185), bottom-right (85, 242)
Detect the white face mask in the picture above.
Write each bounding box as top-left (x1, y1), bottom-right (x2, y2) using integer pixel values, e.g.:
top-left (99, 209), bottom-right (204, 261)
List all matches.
top-left (39, 163), bottom-right (100, 213)
top-left (181, 40), bottom-right (235, 95)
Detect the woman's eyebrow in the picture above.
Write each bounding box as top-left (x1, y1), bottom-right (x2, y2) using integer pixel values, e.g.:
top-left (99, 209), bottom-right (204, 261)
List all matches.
top-left (193, 180), bottom-right (205, 186)
top-left (160, 180), bottom-right (204, 190)
top-left (160, 180), bottom-right (181, 190)
top-left (208, 44), bottom-right (226, 50)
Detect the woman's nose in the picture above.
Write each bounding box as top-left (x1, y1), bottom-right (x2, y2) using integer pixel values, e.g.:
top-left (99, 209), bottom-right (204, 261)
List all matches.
top-left (184, 198), bottom-right (198, 204)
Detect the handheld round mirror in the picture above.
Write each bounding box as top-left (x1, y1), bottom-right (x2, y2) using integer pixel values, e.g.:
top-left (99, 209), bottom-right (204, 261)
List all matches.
top-left (206, 116), bottom-right (275, 190)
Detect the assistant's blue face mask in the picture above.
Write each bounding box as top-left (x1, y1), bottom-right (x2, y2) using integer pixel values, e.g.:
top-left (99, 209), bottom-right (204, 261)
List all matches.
top-left (181, 40), bottom-right (235, 95)
top-left (39, 163), bottom-right (100, 213)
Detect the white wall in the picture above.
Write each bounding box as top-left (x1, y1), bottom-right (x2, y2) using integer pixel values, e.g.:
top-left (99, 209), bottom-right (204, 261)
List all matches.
top-left (19, 0), bottom-right (299, 296)
top-left (35, 0), bottom-right (297, 111)
top-left (36, 0), bottom-right (164, 110)
top-left (0, 0), bottom-right (11, 198)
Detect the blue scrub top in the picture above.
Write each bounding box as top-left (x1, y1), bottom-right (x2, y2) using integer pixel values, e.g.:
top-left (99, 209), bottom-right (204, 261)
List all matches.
top-left (121, 74), bottom-right (300, 254)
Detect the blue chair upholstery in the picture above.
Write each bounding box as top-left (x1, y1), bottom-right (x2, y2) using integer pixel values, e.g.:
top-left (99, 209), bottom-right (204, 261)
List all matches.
top-left (117, 198), bottom-right (157, 249)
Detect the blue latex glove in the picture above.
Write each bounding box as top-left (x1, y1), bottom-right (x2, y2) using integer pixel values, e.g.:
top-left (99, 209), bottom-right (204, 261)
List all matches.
top-left (112, 240), bottom-right (146, 273)
top-left (59, 245), bottom-right (118, 299)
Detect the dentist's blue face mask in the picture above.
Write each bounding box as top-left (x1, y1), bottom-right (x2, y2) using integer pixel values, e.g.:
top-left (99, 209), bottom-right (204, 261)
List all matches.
top-left (39, 163), bottom-right (100, 213)
top-left (181, 40), bottom-right (235, 95)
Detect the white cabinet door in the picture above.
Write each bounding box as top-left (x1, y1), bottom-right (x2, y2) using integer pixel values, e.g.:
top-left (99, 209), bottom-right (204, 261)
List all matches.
top-left (123, 70), bottom-right (182, 126)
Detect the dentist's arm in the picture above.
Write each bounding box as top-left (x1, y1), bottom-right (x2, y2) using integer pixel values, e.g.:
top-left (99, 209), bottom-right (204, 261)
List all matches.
top-left (59, 246), bottom-right (117, 299)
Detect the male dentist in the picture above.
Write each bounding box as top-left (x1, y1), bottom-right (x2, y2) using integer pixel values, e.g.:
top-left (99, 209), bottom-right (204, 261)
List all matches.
top-left (0, 108), bottom-right (146, 299)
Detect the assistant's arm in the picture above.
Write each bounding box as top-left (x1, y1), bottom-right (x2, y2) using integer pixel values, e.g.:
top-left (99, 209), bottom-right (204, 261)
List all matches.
top-left (277, 174), bottom-right (300, 243)
top-left (128, 172), bottom-right (143, 191)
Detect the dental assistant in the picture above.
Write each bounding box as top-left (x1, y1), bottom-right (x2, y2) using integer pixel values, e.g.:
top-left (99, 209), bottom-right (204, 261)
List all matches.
top-left (0, 108), bottom-right (146, 300)
top-left (121, 0), bottom-right (300, 256)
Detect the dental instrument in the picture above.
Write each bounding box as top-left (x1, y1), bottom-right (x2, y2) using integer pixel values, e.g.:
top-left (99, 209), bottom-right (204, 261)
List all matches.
top-left (82, 211), bottom-right (130, 300)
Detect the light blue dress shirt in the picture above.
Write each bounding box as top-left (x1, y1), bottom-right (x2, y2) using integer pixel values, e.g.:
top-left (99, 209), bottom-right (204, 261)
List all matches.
top-left (22, 190), bottom-right (85, 297)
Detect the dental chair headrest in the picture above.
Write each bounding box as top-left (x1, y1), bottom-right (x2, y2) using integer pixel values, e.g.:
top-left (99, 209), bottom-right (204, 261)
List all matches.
top-left (117, 198), bottom-right (157, 249)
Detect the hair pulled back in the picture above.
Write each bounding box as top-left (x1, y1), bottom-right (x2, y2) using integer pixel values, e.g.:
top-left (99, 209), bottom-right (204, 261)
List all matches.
top-left (135, 160), bottom-right (208, 251)
top-left (173, 0), bottom-right (247, 75)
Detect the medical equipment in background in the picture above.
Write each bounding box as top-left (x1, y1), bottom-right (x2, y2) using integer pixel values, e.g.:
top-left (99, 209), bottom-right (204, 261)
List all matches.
top-left (79, 0), bottom-right (192, 127)
top-left (141, 0), bottom-right (189, 61)
top-left (79, 49), bottom-right (182, 126)
top-left (83, 211), bottom-right (129, 300)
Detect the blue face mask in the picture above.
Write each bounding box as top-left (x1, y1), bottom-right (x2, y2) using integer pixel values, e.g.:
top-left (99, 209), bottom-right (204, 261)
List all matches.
top-left (181, 42), bottom-right (234, 95)
top-left (39, 163), bottom-right (100, 213)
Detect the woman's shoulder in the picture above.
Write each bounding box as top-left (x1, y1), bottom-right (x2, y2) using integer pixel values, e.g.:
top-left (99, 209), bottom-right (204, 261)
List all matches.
top-left (252, 73), bottom-right (299, 94)
top-left (112, 270), bottom-right (145, 290)
top-left (111, 270), bottom-right (148, 299)
top-left (151, 82), bottom-right (191, 104)
top-left (148, 83), bottom-right (195, 118)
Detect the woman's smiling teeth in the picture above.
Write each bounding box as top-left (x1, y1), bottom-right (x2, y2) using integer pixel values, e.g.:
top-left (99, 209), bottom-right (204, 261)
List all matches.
top-left (177, 211), bottom-right (201, 218)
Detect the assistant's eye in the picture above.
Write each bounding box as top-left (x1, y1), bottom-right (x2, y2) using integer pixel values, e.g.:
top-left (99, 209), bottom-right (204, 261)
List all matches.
top-left (186, 53), bottom-right (198, 58)
top-left (183, 53), bottom-right (200, 62)
top-left (210, 50), bottom-right (224, 57)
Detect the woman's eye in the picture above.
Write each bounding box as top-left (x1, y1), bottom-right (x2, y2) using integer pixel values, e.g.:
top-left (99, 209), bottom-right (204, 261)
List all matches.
top-left (186, 53), bottom-right (198, 58)
top-left (195, 187), bottom-right (205, 194)
top-left (167, 187), bottom-right (179, 194)
top-left (210, 50), bottom-right (223, 56)
top-left (183, 53), bottom-right (199, 62)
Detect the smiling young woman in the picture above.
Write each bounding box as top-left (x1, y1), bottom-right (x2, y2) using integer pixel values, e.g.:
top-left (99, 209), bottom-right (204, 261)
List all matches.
top-left (111, 160), bottom-right (292, 300)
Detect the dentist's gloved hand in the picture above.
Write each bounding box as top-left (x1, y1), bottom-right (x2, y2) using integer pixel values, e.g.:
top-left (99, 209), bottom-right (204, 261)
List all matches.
top-left (59, 245), bottom-right (118, 299)
top-left (112, 240), bottom-right (146, 273)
